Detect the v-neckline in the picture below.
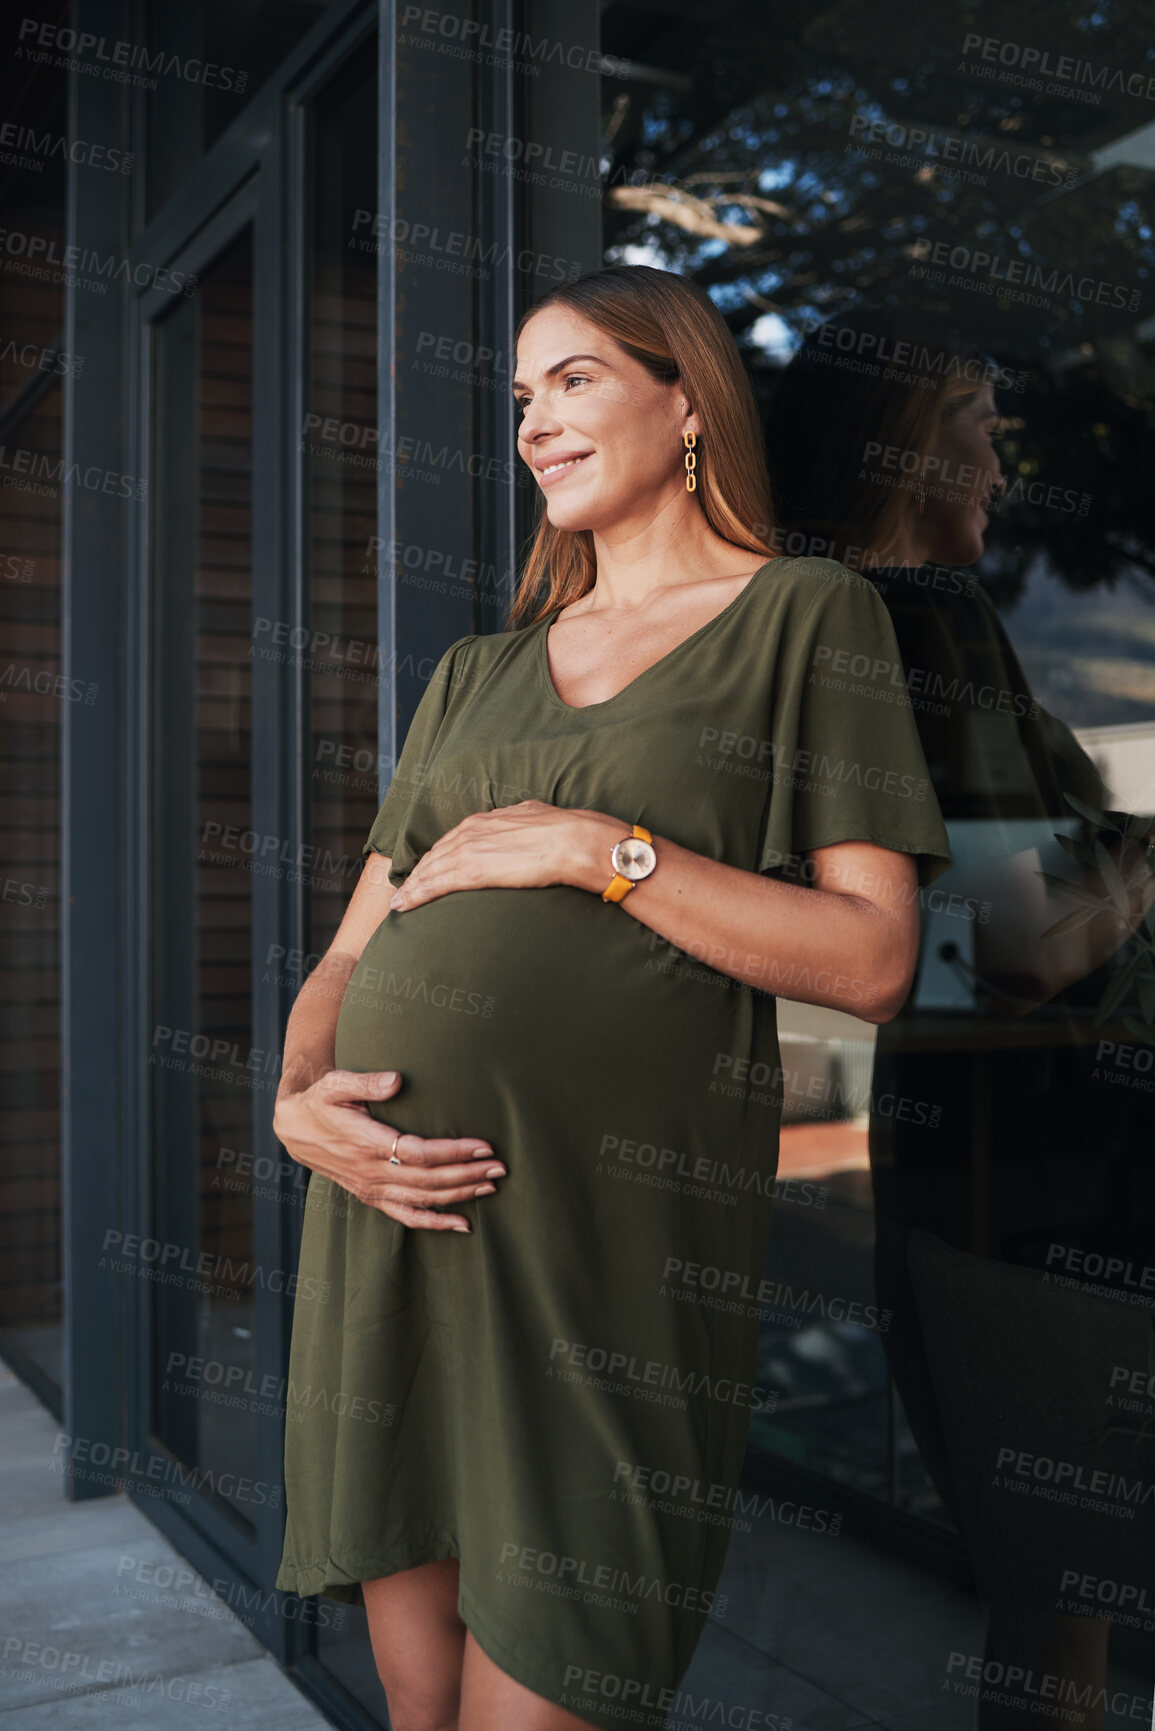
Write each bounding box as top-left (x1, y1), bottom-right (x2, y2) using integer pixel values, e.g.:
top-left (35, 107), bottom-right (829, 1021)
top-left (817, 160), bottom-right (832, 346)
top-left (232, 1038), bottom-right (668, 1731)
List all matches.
top-left (536, 559), bottom-right (779, 714)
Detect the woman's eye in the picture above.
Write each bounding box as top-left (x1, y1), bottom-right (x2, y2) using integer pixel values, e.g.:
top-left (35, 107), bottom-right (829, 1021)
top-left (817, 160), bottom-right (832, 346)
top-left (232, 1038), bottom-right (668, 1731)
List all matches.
top-left (513, 376), bottom-right (588, 415)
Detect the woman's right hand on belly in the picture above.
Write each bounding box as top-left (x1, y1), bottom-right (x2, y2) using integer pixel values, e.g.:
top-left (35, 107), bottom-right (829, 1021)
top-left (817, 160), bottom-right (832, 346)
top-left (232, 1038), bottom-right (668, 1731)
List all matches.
top-left (273, 1068), bottom-right (506, 1233)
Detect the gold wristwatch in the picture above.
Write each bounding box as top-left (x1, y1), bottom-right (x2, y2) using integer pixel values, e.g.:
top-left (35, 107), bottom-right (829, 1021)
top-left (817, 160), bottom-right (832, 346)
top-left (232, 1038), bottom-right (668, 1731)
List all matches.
top-left (603, 823), bottom-right (657, 903)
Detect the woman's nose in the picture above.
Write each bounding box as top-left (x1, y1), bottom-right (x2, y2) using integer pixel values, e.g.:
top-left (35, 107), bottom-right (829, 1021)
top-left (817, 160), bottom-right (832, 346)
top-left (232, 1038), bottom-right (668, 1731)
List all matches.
top-left (518, 396), bottom-right (558, 441)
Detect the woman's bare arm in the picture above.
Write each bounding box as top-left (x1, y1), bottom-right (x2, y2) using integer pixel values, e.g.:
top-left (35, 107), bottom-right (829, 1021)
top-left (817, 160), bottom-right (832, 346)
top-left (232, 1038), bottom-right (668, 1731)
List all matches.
top-left (275, 850), bottom-right (399, 1100)
top-left (272, 850), bottom-right (507, 1233)
top-left (569, 822), bottom-right (922, 1024)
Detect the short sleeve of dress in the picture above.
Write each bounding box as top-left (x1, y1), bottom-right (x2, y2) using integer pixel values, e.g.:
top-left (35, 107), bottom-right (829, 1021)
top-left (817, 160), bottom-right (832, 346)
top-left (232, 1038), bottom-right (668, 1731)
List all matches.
top-left (361, 633), bottom-right (475, 862)
top-left (759, 570), bottom-right (954, 889)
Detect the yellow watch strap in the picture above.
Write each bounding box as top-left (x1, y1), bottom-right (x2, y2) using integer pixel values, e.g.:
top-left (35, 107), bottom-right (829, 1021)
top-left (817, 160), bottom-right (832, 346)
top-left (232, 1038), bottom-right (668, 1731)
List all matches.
top-left (602, 824), bottom-right (652, 903)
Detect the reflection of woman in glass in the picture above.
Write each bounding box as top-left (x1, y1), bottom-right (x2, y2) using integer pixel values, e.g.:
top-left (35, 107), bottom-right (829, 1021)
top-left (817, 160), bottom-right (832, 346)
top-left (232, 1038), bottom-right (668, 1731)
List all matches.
top-left (771, 310), bottom-right (1155, 1724)
top-left (271, 268), bottom-right (951, 1730)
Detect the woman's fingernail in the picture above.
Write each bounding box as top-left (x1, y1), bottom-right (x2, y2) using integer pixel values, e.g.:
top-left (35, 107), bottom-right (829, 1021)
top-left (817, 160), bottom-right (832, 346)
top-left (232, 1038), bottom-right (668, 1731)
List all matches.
top-left (452, 1222), bottom-right (471, 1233)
top-left (470, 1146), bottom-right (494, 1158)
top-left (474, 1183), bottom-right (496, 1196)
top-left (484, 1166), bottom-right (506, 1179)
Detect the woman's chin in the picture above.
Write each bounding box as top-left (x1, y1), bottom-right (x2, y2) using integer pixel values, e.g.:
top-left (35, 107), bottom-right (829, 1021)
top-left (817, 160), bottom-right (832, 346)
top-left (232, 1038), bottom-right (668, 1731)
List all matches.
top-left (932, 523), bottom-right (987, 567)
top-left (545, 497), bottom-right (603, 534)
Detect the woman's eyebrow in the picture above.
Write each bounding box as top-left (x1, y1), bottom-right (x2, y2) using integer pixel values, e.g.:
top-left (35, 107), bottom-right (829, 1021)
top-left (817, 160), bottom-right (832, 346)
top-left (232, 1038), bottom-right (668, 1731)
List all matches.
top-left (511, 353), bottom-right (612, 393)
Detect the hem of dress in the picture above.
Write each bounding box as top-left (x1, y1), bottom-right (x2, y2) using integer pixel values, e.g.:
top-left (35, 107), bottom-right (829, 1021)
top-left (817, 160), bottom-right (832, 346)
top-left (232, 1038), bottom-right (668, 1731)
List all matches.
top-left (276, 1532), bottom-right (461, 1606)
top-left (279, 1550), bottom-right (689, 1728)
top-left (456, 1582), bottom-right (673, 1731)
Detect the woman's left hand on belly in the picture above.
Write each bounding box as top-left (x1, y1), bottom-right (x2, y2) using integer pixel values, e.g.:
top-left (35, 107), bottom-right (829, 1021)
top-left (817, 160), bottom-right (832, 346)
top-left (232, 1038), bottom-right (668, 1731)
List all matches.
top-left (388, 801), bottom-right (622, 910)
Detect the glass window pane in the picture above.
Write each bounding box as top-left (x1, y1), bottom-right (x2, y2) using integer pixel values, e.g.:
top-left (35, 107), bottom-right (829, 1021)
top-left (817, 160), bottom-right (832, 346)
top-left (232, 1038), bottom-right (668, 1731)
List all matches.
top-left (149, 227), bottom-right (256, 1525)
top-left (0, 11), bottom-right (69, 1397)
top-left (298, 42), bottom-right (382, 1709)
top-left (0, 381), bottom-right (63, 1389)
top-left (305, 46), bottom-right (380, 968)
top-left (0, 43), bottom-right (68, 402)
top-left (145, 0), bottom-right (340, 218)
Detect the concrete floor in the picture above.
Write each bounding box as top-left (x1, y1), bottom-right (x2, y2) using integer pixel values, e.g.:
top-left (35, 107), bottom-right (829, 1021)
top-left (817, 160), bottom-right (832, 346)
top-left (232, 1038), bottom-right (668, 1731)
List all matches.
top-left (0, 1363), bottom-right (330, 1728)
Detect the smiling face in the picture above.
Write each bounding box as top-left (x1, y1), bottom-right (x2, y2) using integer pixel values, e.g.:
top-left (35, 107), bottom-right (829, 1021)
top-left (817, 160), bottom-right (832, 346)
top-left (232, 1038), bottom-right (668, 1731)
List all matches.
top-left (512, 304), bottom-right (696, 535)
top-left (914, 383), bottom-right (1007, 565)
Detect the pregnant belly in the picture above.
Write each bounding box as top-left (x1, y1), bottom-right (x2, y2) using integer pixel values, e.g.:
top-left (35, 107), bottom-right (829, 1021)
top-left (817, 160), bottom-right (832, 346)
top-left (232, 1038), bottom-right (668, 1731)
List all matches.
top-left (333, 885), bottom-right (764, 1157)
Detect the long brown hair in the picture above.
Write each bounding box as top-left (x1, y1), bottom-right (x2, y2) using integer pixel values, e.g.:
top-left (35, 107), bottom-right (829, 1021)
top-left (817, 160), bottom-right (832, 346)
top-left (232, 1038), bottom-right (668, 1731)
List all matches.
top-left (505, 265), bottom-right (778, 631)
top-left (767, 309), bottom-right (1009, 570)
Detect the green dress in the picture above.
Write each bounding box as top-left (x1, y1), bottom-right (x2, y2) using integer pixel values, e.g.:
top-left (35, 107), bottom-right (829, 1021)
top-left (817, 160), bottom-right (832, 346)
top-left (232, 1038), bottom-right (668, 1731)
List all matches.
top-left (276, 554), bottom-right (952, 1727)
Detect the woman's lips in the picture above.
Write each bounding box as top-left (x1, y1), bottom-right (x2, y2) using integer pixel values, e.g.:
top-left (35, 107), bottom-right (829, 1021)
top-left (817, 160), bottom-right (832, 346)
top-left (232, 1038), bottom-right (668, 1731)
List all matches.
top-left (538, 453), bottom-right (593, 487)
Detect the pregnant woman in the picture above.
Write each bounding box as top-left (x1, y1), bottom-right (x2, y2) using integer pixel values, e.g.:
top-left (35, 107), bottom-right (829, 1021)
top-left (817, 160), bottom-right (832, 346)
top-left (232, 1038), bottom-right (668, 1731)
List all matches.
top-left (273, 265), bottom-right (951, 1731)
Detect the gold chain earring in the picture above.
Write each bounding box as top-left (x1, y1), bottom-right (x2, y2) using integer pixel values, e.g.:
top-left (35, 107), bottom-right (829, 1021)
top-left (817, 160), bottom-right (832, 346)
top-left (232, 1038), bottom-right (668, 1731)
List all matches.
top-left (915, 481), bottom-right (926, 516)
top-left (683, 430), bottom-right (697, 493)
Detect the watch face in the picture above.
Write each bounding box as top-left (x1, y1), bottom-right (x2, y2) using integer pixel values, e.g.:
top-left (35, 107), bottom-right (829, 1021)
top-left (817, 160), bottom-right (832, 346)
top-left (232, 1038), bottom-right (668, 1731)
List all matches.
top-left (611, 837), bottom-right (657, 881)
